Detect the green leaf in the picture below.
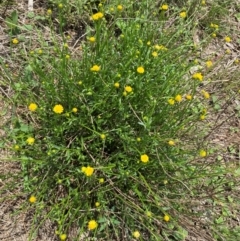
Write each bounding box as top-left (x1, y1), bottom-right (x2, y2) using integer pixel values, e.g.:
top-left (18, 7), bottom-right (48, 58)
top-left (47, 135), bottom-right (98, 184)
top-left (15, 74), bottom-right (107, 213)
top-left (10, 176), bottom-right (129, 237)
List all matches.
top-left (22, 24), bottom-right (33, 31)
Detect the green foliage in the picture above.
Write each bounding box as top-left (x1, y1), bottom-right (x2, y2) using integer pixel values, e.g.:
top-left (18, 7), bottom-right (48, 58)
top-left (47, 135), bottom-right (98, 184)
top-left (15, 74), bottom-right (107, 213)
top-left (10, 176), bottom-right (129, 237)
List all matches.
top-left (1, 0), bottom-right (240, 240)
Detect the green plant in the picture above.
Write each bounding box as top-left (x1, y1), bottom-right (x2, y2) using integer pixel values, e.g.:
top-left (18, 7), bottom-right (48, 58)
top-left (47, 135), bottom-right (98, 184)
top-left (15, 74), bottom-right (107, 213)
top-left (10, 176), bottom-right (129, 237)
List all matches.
top-left (1, 0), bottom-right (240, 240)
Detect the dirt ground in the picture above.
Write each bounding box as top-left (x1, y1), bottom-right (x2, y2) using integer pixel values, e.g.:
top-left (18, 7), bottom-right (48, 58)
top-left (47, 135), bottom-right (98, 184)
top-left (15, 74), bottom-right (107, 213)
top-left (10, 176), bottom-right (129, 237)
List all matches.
top-left (0, 0), bottom-right (240, 240)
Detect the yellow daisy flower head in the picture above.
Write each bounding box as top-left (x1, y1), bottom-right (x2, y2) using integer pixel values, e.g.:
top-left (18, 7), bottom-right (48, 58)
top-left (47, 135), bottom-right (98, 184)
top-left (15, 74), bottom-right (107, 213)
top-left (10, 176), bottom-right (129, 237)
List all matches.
top-left (84, 166), bottom-right (94, 176)
top-left (12, 38), bottom-right (19, 44)
top-left (95, 202), bottom-right (100, 207)
top-left (180, 11), bottom-right (187, 18)
top-left (201, 90), bottom-right (210, 99)
top-left (59, 234), bottom-right (67, 241)
top-left (137, 66), bottom-right (144, 74)
top-left (212, 33), bottom-right (217, 38)
top-left (90, 65), bottom-right (101, 72)
top-left (125, 85), bottom-right (132, 93)
top-left (117, 5), bottom-right (123, 11)
top-left (160, 4), bottom-right (168, 10)
top-left (72, 107), bottom-right (78, 113)
top-left (168, 140), bottom-right (175, 146)
top-left (47, 9), bottom-right (52, 15)
top-left (88, 36), bottom-right (96, 43)
top-left (168, 98), bottom-right (175, 105)
top-left (133, 231), bottom-right (140, 239)
top-left (140, 154), bottom-right (149, 163)
top-left (224, 36), bottom-right (231, 43)
top-left (88, 220), bottom-right (98, 230)
top-left (114, 82), bottom-right (120, 88)
top-left (29, 195), bottom-right (36, 203)
top-left (163, 214), bottom-right (170, 222)
top-left (192, 72), bottom-right (203, 81)
top-left (199, 149), bottom-right (207, 157)
top-left (152, 51), bottom-right (158, 57)
top-left (28, 103), bottom-right (38, 112)
top-left (99, 178), bottom-right (104, 183)
top-left (53, 104), bottom-right (64, 114)
top-left (186, 94), bottom-right (192, 100)
top-left (175, 94), bottom-right (182, 102)
top-left (206, 60), bottom-right (213, 68)
top-left (92, 12), bottom-right (104, 21)
top-left (200, 114), bottom-right (206, 120)
top-left (26, 137), bottom-right (35, 145)
top-left (100, 134), bottom-right (106, 140)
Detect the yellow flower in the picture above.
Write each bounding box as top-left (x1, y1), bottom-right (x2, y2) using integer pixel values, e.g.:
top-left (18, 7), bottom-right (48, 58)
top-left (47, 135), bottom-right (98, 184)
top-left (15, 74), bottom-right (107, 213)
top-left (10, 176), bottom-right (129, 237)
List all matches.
top-left (82, 166), bottom-right (94, 176)
top-left (140, 154), bottom-right (149, 163)
top-left (58, 3), bottom-right (63, 8)
top-left (175, 95), bottom-right (182, 102)
top-left (201, 90), bottom-right (210, 99)
top-left (137, 66), bottom-right (144, 74)
top-left (88, 220), bottom-right (98, 230)
top-left (72, 107), bottom-right (78, 113)
top-left (146, 211), bottom-right (152, 217)
top-left (210, 23), bottom-right (218, 29)
top-left (117, 5), bottom-right (123, 11)
top-left (168, 140), bottom-right (175, 146)
top-left (226, 49), bottom-right (231, 54)
top-left (89, 37), bottom-right (96, 43)
top-left (114, 82), bottom-right (120, 88)
top-left (147, 41), bottom-right (151, 46)
top-left (224, 36), bottom-right (231, 43)
top-left (154, 44), bottom-right (168, 51)
top-left (123, 91), bottom-right (127, 96)
top-left (201, 0), bottom-right (206, 5)
top-left (160, 4), bottom-right (168, 10)
top-left (14, 145), bottom-right (20, 150)
top-left (152, 51), bottom-right (158, 57)
top-left (78, 81), bottom-right (83, 85)
top-left (212, 33), bottom-right (217, 38)
top-left (95, 202), bottom-right (100, 207)
top-left (180, 11), bottom-right (187, 18)
top-left (133, 231), bottom-right (140, 239)
top-left (199, 150), bottom-right (207, 157)
top-left (168, 98), bottom-right (175, 105)
top-left (92, 12), bottom-right (104, 21)
top-left (29, 195), bottom-right (36, 203)
top-left (59, 234), bottom-right (67, 241)
top-left (200, 115), bottom-right (206, 120)
top-left (99, 178), bottom-right (104, 183)
top-left (12, 38), bottom-right (19, 44)
top-left (38, 49), bottom-right (43, 54)
top-left (192, 72), bottom-right (203, 81)
top-left (65, 54), bottom-right (70, 59)
top-left (136, 137), bottom-right (141, 142)
top-left (90, 65), bottom-right (101, 72)
top-left (53, 104), bottom-right (64, 114)
top-left (26, 137), bottom-right (35, 145)
top-left (100, 134), bottom-right (106, 140)
top-left (28, 103), bottom-right (38, 112)
top-left (47, 9), bottom-right (52, 15)
top-left (163, 215), bottom-right (170, 222)
top-left (186, 94), bottom-right (192, 100)
top-left (206, 60), bottom-right (213, 68)
top-left (125, 86), bottom-right (132, 93)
